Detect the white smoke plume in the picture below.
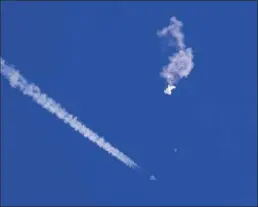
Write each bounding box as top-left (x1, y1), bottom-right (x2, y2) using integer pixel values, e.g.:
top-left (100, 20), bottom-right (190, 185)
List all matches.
top-left (1, 58), bottom-right (139, 169)
top-left (157, 16), bottom-right (194, 88)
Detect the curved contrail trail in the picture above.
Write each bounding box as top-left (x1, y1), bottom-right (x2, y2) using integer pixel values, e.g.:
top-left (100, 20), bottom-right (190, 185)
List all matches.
top-left (1, 58), bottom-right (139, 170)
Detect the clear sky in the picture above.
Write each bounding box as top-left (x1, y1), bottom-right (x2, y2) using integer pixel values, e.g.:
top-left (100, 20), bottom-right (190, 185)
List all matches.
top-left (1, 1), bottom-right (257, 206)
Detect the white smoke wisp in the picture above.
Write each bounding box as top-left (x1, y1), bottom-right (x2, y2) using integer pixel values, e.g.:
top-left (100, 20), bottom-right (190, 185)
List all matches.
top-left (0, 58), bottom-right (139, 169)
top-left (157, 16), bottom-right (194, 88)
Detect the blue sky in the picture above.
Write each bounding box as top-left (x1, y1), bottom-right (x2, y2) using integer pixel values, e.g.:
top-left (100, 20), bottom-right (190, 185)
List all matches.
top-left (1, 1), bottom-right (257, 206)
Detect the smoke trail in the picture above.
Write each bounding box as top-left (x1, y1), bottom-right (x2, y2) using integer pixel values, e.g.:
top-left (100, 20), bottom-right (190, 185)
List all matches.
top-left (157, 16), bottom-right (194, 88)
top-left (1, 58), bottom-right (139, 169)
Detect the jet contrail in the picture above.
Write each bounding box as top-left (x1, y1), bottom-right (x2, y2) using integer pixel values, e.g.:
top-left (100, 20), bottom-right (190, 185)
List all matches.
top-left (1, 58), bottom-right (139, 169)
top-left (157, 16), bottom-right (194, 95)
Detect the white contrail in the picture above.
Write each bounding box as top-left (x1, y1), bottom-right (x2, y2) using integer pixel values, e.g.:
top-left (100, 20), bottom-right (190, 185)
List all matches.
top-left (157, 16), bottom-right (194, 93)
top-left (1, 58), bottom-right (139, 169)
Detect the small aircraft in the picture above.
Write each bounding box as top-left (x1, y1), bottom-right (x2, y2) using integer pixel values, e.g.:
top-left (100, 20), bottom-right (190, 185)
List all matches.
top-left (150, 175), bottom-right (157, 181)
top-left (164, 85), bottom-right (176, 95)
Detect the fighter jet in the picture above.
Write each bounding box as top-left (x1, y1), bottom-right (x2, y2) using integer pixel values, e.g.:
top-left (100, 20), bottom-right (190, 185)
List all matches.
top-left (150, 175), bottom-right (157, 181)
top-left (164, 85), bottom-right (176, 95)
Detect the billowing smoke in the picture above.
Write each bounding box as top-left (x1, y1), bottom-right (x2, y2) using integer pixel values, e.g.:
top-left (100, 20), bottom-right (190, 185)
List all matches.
top-left (157, 16), bottom-right (194, 92)
top-left (1, 58), bottom-right (139, 169)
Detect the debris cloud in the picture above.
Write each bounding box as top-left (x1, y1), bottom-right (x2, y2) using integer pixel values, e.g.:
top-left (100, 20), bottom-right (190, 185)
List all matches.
top-left (157, 16), bottom-right (194, 93)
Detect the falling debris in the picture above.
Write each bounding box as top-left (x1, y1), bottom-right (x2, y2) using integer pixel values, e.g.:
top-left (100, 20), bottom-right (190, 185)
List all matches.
top-left (150, 175), bottom-right (157, 181)
top-left (164, 85), bottom-right (176, 95)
